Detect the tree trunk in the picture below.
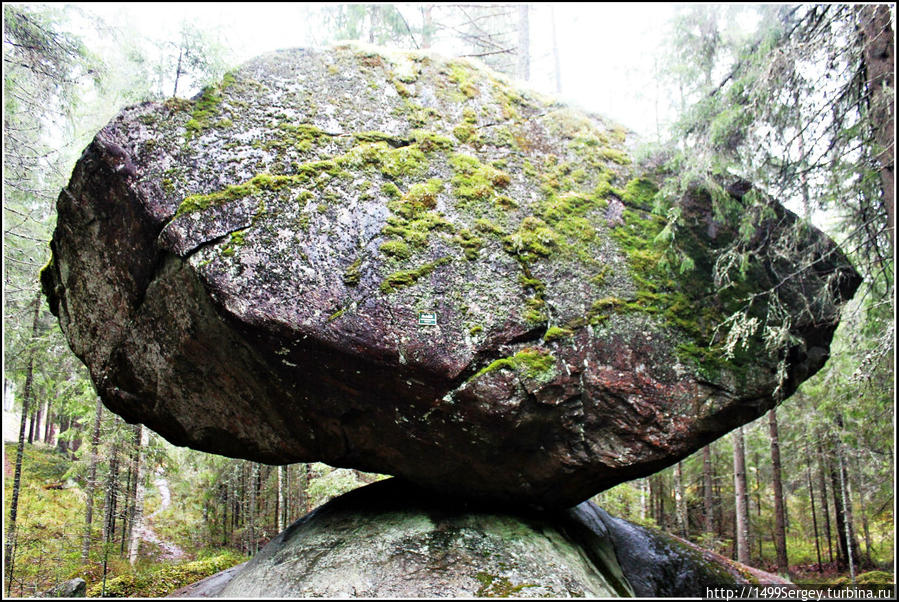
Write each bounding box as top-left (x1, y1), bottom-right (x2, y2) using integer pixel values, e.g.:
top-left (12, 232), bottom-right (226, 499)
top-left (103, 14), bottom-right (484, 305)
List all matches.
top-left (27, 407), bottom-right (36, 445)
top-left (703, 445), bottom-right (715, 535)
top-left (249, 462), bottom-right (258, 555)
top-left (733, 426), bottom-right (751, 565)
top-left (856, 4), bottom-right (895, 251)
top-left (752, 448), bottom-right (762, 518)
top-left (121, 434), bottom-right (137, 555)
top-left (817, 441), bottom-right (834, 563)
top-left (4, 292), bottom-right (41, 595)
top-left (549, 5), bottom-right (561, 93)
top-left (421, 5), bottom-right (433, 49)
top-left (827, 445), bottom-right (859, 572)
top-left (82, 397), bottom-right (104, 561)
top-left (277, 466), bottom-right (286, 532)
top-left (516, 4), bottom-right (530, 81)
top-left (837, 444), bottom-right (856, 582)
top-left (829, 452), bottom-right (848, 566)
top-left (172, 47), bottom-right (183, 99)
top-left (128, 424), bottom-right (148, 566)
top-left (640, 478), bottom-right (648, 522)
top-left (219, 482), bottom-right (227, 546)
top-left (367, 4), bottom-right (380, 44)
top-left (43, 400), bottom-right (52, 444)
top-left (851, 454), bottom-right (873, 567)
top-left (304, 463), bottom-right (313, 513)
top-left (56, 414), bottom-right (70, 455)
top-left (120, 459), bottom-right (132, 554)
top-left (805, 444), bottom-right (823, 572)
top-left (768, 409), bottom-right (789, 576)
top-left (752, 447), bottom-right (762, 563)
top-left (31, 405), bottom-right (42, 445)
top-left (655, 474), bottom-right (666, 529)
top-left (284, 465), bottom-right (291, 525)
top-left (674, 462), bottom-right (688, 538)
top-left (101, 429), bottom-right (121, 597)
top-left (712, 445), bottom-right (724, 539)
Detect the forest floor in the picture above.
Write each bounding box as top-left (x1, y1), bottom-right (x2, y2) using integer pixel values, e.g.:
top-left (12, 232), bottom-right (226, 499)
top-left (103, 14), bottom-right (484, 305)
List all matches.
top-left (3, 442), bottom-right (892, 596)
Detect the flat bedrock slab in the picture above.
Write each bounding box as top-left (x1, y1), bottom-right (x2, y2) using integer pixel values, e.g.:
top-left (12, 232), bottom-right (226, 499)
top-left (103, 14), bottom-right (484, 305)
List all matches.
top-left (42, 45), bottom-right (860, 506)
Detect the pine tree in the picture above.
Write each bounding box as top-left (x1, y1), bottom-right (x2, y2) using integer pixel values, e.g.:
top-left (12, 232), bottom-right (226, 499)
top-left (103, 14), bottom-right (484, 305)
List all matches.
top-left (702, 444), bottom-right (715, 535)
top-left (516, 4), bottom-right (529, 81)
top-left (768, 409), bottom-right (788, 576)
top-left (674, 461), bottom-right (688, 538)
top-left (804, 440), bottom-right (823, 571)
top-left (4, 294), bottom-right (41, 595)
top-left (733, 426), bottom-right (750, 565)
top-left (81, 397), bottom-right (104, 560)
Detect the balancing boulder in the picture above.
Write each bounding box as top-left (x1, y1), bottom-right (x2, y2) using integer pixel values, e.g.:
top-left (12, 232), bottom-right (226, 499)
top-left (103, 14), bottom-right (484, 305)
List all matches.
top-left (42, 45), bottom-right (860, 507)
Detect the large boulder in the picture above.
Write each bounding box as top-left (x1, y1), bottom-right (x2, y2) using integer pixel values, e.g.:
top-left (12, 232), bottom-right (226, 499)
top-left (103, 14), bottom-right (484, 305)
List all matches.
top-left (216, 478), bottom-right (769, 598)
top-left (42, 45), bottom-right (860, 507)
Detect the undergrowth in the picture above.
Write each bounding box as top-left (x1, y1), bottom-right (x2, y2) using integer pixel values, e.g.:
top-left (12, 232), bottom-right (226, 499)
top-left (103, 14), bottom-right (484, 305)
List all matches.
top-left (3, 443), bottom-right (246, 597)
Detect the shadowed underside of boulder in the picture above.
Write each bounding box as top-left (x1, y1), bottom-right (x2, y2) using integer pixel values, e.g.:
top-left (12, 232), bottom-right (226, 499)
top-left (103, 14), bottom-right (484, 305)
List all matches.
top-left (42, 44), bottom-right (860, 507)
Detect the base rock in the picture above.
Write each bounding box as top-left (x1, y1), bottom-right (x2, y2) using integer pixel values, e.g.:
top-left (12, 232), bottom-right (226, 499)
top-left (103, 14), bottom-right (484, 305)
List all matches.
top-left (216, 479), bottom-right (773, 598)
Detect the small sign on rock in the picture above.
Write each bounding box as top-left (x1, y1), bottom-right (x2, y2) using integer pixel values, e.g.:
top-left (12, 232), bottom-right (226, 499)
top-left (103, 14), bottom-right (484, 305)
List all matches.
top-left (418, 312), bottom-right (437, 326)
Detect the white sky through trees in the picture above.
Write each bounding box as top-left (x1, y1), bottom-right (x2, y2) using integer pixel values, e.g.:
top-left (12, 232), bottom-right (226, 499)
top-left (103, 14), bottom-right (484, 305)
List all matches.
top-left (70, 2), bottom-right (676, 138)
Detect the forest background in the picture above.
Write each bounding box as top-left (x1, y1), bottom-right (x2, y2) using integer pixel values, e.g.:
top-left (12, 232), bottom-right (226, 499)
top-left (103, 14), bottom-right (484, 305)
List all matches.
top-left (3, 2), bottom-right (895, 597)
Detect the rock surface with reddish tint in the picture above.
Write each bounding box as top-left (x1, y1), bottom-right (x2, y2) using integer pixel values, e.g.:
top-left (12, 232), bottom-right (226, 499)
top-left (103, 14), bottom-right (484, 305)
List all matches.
top-left (42, 45), bottom-right (860, 507)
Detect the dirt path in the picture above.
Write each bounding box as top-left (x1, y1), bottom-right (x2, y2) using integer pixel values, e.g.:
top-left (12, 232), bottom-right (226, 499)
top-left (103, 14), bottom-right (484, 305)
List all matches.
top-left (138, 470), bottom-right (185, 561)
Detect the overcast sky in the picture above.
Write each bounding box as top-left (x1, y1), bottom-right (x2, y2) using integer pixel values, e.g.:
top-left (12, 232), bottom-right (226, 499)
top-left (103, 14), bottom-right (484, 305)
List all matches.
top-left (71, 2), bottom-right (677, 137)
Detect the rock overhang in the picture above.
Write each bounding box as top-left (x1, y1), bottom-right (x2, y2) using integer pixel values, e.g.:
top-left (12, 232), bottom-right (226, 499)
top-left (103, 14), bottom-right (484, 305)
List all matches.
top-left (41, 44), bottom-right (861, 507)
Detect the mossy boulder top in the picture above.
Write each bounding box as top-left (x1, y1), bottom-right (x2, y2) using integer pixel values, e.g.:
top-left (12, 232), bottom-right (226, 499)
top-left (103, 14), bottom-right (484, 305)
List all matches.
top-left (42, 45), bottom-right (860, 507)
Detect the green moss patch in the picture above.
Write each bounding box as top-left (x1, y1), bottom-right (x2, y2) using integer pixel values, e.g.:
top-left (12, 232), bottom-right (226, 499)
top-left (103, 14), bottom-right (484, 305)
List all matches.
top-left (345, 142), bottom-right (427, 180)
top-left (185, 72), bottom-right (236, 139)
top-left (175, 166), bottom-right (342, 217)
top-left (543, 326), bottom-right (574, 342)
top-left (382, 211), bottom-right (454, 247)
top-left (447, 61), bottom-right (480, 100)
top-left (600, 179), bottom-right (772, 382)
top-left (453, 123), bottom-right (477, 143)
top-left (262, 123), bottom-right (326, 154)
top-left (220, 229), bottom-right (249, 257)
top-left (343, 257), bottom-right (363, 286)
top-left (474, 572), bottom-right (539, 597)
top-left (380, 256), bottom-right (452, 294)
top-left (502, 217), bottom-right (561, 262)
top-left (389, 178), bottom-right (444, 218)
top-left (454, 229), bottom-right (483, 260)
top-left (411, 130), bottom-right (454, 152)
top-left (449, 153), bottom-right (511, 208)
top-left (472, 347), bottom-right (556, 383)
top-left (85, 551), bottom-right (245, 598)
top-left (380, 239), bottom-right (412, 259)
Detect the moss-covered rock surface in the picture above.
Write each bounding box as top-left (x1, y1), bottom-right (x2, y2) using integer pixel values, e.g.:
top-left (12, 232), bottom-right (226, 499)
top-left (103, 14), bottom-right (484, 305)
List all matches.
top-left (42, 45), bottom-right (860, 507)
